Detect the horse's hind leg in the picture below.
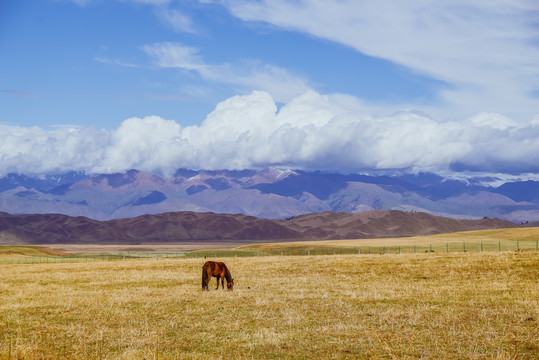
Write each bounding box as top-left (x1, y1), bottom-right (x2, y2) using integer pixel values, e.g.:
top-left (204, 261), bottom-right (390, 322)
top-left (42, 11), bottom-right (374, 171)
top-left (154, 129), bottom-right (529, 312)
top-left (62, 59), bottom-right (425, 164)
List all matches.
top-left (202, 269), bottom-right (210, 291)
top-left (202, 270), bottom-right (206, 291)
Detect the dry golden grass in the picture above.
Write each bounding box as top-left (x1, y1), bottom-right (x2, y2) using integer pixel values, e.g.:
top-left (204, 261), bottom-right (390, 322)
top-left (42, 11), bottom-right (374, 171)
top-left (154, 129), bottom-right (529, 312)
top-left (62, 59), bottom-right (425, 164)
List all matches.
top-left (47, 242), bottom-right (243, 255)
top-left (239, 227), bottom-right (539, 250)
top-left (0, 246), bottom-right (68, 258)
top-left (0, 252), bottom-right (537, 359)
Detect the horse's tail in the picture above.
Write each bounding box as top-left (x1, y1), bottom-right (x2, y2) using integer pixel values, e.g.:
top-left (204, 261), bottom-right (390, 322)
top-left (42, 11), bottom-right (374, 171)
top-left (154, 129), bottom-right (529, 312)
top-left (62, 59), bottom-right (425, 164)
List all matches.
top-left (202, 264), bottom-right (208, 290)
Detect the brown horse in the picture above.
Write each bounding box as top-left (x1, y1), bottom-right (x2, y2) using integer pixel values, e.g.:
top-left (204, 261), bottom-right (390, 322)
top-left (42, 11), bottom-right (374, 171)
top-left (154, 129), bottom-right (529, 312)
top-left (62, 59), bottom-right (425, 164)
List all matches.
top-left (202, 261), bottom-right (234, 291)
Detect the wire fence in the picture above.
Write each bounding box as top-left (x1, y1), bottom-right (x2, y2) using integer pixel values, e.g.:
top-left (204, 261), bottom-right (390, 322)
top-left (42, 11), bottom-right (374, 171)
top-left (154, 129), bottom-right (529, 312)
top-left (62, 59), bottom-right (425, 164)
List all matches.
top-left (0, 240), bottom-right (537, 264)
top-left (0, 252), bottom-right (183, 264)
top-left (185, 239), bottom-right (539, 258)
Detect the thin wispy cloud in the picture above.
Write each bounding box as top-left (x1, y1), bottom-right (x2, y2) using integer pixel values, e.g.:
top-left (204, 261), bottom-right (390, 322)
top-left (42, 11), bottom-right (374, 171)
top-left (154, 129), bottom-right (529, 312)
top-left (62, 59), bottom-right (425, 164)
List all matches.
top-left (142, 42), bottom-right (311, 102)
top-left (157, 8), bottom-right (197, 33)
top-left (141, 42), bottom-right (205, 71)
top-left (0, 90), bottom-right (38, 98)
top-left (94, 57), bottom-right (140, 68)
top-left (69, 0), bottom-right (195, 33)
top-left (218, 0), bottom-right (539, 121)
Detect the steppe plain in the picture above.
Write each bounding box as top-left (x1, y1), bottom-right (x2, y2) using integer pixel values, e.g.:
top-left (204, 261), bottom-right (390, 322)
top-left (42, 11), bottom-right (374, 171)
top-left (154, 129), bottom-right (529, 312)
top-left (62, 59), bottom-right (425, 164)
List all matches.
top-left (0, 229), bottom-right (537, 359)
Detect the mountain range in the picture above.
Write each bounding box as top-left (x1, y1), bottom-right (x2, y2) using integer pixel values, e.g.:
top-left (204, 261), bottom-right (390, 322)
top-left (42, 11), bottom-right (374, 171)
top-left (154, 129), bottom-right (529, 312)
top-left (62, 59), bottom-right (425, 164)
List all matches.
top-left (0, 168), bottom-right (538, 223)
top-left (0, 210), bottom-right (519, 245)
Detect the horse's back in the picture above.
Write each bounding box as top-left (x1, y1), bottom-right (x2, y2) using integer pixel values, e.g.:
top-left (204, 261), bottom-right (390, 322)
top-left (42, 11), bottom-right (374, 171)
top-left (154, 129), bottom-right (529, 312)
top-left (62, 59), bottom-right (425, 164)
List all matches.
top-left (203, 260), bottom-right (224, 272)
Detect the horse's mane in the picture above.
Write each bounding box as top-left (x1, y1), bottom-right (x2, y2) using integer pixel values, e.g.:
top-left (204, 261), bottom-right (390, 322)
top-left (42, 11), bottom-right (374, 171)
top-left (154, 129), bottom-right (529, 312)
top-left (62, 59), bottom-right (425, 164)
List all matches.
top-left (223, 263), bottom-right (232, 282)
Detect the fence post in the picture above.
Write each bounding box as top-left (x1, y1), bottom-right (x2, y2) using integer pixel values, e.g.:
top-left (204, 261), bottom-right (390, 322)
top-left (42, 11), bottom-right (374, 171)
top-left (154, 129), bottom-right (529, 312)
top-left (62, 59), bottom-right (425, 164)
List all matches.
top-left (446, 243), bottom-right (448, 253)
top-left (517, 240), bottom-right (520, 251)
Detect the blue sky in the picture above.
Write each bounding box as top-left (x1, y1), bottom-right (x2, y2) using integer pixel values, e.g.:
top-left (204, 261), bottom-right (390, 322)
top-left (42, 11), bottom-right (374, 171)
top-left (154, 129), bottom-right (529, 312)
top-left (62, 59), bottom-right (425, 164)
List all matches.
top-left (1, 0), bottom-right (446, 129)
top-left (1, 0), bottom-right (539, 176)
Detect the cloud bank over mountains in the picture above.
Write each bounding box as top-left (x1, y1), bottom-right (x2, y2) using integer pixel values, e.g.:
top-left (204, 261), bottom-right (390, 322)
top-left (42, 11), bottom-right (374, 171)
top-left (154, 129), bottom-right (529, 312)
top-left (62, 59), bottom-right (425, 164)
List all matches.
top-left (2, 90), bottom-right (539, 176)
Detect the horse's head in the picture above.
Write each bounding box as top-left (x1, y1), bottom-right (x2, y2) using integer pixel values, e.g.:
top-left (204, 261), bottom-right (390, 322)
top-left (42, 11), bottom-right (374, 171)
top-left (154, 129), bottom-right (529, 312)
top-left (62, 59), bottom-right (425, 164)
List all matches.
top-left (227, 278), bottom-right (234, 291)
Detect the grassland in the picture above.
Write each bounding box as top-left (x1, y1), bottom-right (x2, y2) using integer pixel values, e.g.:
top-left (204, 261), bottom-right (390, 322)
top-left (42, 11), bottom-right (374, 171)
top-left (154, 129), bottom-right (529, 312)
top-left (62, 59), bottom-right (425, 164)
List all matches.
top-left (0, 246), bottom-right (67, 258)
top-left (0, 251), bottom-right (537, 359)
top-left (1, 227), bottom-right (537, 261)
top-left (239, 226), bottom-right (539, 248)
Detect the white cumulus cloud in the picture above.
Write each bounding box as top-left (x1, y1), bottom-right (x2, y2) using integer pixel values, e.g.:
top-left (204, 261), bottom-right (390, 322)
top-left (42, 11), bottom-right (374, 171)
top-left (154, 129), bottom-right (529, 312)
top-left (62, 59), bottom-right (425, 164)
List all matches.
top-left (2, 91), bottom-right (539, 176)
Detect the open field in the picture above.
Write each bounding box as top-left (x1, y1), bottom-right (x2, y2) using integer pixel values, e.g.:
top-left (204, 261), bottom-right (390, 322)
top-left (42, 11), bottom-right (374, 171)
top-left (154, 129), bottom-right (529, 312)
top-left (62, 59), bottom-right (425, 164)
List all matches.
top-left (47, 242), bottom-right (247, 255)
top-left (44, 239), bottom-right (301, 255)
top-left (1, 227), bottom-right (538, 263)
top-left (0, 246), bottom-right (68, 258)
top-left (0, 252), bottom-right (537, 359)
top-left (235, 227), bottom-right (539, 255)
top-left (239, 227), bottom-right (539, 249)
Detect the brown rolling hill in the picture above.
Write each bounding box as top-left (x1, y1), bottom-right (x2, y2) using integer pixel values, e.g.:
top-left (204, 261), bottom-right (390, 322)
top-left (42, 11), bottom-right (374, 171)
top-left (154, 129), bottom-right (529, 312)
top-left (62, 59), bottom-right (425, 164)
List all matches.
top-left (0, 210), bottom-right (520, 245)
top-left (284, 210), bottom-right (520, 239)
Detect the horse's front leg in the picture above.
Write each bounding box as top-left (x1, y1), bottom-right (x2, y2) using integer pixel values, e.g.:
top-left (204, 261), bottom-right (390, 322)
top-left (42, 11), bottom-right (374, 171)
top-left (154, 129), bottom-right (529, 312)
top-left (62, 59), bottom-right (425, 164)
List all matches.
top-left (215, 276), bottom-right (220, 290)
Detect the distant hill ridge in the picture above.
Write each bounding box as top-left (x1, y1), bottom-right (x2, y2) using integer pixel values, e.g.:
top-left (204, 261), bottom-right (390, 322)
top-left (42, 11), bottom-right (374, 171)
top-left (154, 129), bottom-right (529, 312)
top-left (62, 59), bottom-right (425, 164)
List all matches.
top-left (0, 210), bottom-right (519, 245)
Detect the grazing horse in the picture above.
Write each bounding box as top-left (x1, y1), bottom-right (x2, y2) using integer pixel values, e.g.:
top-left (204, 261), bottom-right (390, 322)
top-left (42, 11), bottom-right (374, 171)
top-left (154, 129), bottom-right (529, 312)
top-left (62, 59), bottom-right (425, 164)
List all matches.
top-left (202, 261), bottom-right (234, 291)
